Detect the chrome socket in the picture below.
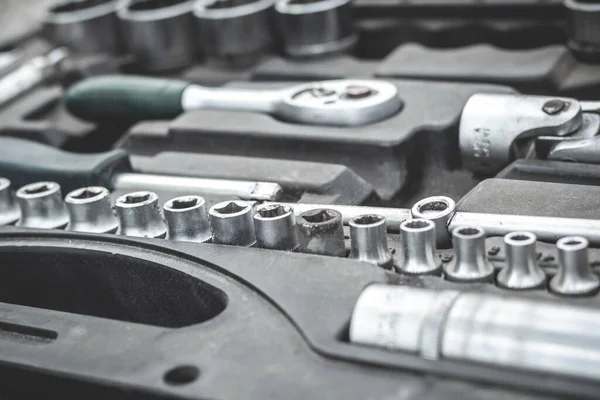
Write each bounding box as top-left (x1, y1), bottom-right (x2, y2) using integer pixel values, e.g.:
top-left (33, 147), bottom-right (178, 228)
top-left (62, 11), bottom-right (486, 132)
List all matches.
top-left (0, 178), bottom-right (20, 226)
top-left (411, 196), bottom-right (456, 249)
top-left (115, 191), bottom-right (166, 238)
top-left (497, 232), bottom-right (546, 290)
top-left (254, 204), bottom-right (300, 251)
top-left (550, 236), bottom-right (600, 297)
top-left (275, 0), bottom-right (357, 58)
top-left (194, 0), bottom-right (275, 68)
top-left (397, 219), bottom-right (441, 276)
top-left (444, 226), bottom-right (495, 283)
top-left (65, 186), bottom-right (118, 233)
top-left (349, 214), bottom-right (393, 269)
top-left (15, 182), bottom-right (69, 229)
top-left (118, 0), bottom-right (199, 72)
top-left (296, 208), bottom-right (346, 257)
top-left (163, 195), bottom-right (212, 243)
top-left (209, 200), bottom-right (256, 246)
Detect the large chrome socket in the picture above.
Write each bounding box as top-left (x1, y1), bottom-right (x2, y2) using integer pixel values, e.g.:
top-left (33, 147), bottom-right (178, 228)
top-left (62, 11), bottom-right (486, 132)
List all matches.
top-left (209, 200), bottom-right (256, 246)
top-left (397, 219), bottom-right (441, 276)
top-left (15, 182), bottom-right (69, 229)
top-left (194, 0), bottom-right (275, 68)
top-left (0, 178), bottom-right (20, 226)
top-left (444, 226), bottom-right (495, 283)
top-left (115, 191), bottom-right (166, 238)
top-left (254, 204), bottom-right (300, 251)
top-left (118, 0), bottom-right (199, 72)
top-left (296, 208), bottom-right (346, 257)
top-left (497, 232), bottom-right (546, 290)
top-left (349, 214), bottom-right (393, 269)
top-left (550, 236), bottom-right (600, 297)
top-left (163, 195), bottom-right (212, 243)
top-left (65, 186), bottom-right (119, 233)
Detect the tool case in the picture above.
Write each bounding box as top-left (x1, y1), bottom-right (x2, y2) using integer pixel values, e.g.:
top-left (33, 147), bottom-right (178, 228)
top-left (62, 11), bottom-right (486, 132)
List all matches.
top-left (2, 0), bottom-right (600, 399)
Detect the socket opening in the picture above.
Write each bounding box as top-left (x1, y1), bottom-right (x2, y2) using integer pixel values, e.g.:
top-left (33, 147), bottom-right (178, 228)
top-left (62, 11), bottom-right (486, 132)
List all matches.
top-left (558, 236), bottom-right (589, 251)
top-left (22, 183), bottom-right (54, 195)
top-left (352, 215), bottom-right (384, 226)
top-left (457, 227), bottom-right (480, 236)
top-left (403, 219), bottom-right (432, 230)
top-left (508, 233), bottom-right (533, 242)
top-left (213, 201), bottom-right (248, 215)
top-left (302, 209), bottom-right (335, 224)
top-left (454, 226), bottom-right (484, 239)
top-left (505, 232), bottom-right (536, 246)
top-left (121, 193), bottom-right (151, 205)
top-left (418, 201), bottom-right (448, 214)
top-left (70, 188), bottom-right (104, 200)
top-left (170, 197), bottom-right (200, 210)
top-left (257, 205), bottom-right (289, 219)
top-left (128, 0), bottom-right (189, 11)
top-left (50, 0), bottom-right (113, 13)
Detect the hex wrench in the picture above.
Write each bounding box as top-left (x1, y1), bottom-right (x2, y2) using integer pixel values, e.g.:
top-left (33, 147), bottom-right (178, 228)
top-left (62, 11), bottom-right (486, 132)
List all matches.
top-left (0, 137), bottom-right (282, 201)
top-left (65, 75), bottom-right (402, 126)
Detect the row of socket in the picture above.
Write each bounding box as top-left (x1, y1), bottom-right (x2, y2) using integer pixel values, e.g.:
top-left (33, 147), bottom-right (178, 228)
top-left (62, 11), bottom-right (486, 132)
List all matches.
top-left (1, 178), bottom-right (598, 297)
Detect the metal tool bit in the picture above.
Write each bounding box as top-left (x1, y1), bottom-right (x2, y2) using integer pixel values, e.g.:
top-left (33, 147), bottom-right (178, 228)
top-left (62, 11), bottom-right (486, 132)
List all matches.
top-left (398, 219), bottom-right (441, 276)
top-left (115, 191), bottom-right (166, 238)
top-left (0, 178), bottom-right (20, 226)
top-left (444, 226), bottom-right (494, 283)
top-left (550, 236), bottom-right (600, 297)
top-left (15, 182), bottom-right (69, 229)
top-left (118, 0), bottom-right (198, 71)
top-left (194, 0), bottom-right (275, 68)
top-left (497, 232), bottom-right (546, 290)
top-left (296, 208), bottom-right (345, 257)
top-left (209, 200), bottom-right (256, 246)
top-left (348, 214), bottom-right (393, 269)
top-left (0, 48), bottom-right (69, 110)
top-left (350, 284), bottom-right (600, 382)
top-left (411, 196), bottom-right (456, 248)
top-left (163, 195), bottom-right (212, 243)
top-left (275, 0), bottom-right (357, 58)
top-left (45, 0), bottom-right (123, 55)
top-left (254, 204), bottom-right (299, 251)
top-left (65, 186), bottom-right (118, 233)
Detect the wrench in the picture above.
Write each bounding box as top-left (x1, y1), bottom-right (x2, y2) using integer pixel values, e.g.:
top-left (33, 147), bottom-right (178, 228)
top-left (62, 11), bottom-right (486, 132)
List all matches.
top-left (65, 75), bottom-right (403, 127)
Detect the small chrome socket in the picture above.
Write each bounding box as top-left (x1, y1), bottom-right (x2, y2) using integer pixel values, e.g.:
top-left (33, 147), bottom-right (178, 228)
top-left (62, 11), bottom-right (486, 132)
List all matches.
top-left (411, 196), bottom-right (456, 249)
top-left (444, 226), bottom-right (495, 283)
top-left (296, 208), bottom-right (346, 257)
top-left (209, 200), bottom-right (256, 246)
top-left (0, 178), bottom-right (20, 226)
top-left (115, 191), bottom-right (166, 238)
top-left (254, 204), bottom-right (299, 251)
top-left (397, 218), bottom-right (441, 276)
top-left (15, 181), bottom-right (69, 229)
top-left (497, 232), bottom-right (546, 290)
top-left (550, 236), bottom-right (600, 297)
top-left (349, 214), bottom-right (393, 269)
top-left (65, 186), bottom-right (119, 233)
top-left (164, 195), bottom-right (212, 243)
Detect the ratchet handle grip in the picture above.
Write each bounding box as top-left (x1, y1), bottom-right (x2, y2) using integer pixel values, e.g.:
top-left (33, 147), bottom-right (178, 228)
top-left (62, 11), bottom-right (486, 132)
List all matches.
top-left (0, 137), bottom-right (132, 193)
top-left (65, 75), bottom-right (189, 122)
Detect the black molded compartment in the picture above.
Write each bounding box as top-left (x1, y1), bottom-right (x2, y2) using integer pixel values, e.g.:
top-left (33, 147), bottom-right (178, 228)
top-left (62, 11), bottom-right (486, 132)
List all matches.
top-left (0, 246), bottom-right (227, 328)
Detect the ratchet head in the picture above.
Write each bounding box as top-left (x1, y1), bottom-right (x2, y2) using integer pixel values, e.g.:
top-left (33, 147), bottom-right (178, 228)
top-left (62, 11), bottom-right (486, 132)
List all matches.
top-left (278, 79), bottom-right (402, 127)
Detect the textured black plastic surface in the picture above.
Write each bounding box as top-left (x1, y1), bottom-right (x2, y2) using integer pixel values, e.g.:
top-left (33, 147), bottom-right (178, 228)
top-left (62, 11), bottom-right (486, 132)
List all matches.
top-left (498, 159), bottom-right (600, 186)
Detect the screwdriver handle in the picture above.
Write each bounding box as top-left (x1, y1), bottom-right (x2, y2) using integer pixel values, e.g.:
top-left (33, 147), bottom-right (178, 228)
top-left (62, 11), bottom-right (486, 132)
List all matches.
top-left (0, 137), bottom-right (131, 193)
top-left (65, 75), bottom-right (189, 122)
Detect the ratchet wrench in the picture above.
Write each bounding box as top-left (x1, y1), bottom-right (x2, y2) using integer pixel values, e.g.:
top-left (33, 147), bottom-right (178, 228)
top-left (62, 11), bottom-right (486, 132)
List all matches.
top-left (65, 75), bottom-right (402, 127)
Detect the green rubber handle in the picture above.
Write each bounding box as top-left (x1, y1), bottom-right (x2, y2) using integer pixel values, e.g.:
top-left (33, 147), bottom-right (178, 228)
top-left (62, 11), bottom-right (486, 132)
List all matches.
top-left (65, 75), bottom-right (190, 122)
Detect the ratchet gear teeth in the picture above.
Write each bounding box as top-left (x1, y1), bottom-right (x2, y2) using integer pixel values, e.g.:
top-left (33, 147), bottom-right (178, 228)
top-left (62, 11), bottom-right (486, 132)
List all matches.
top-left (15, 181), bottom-right (69, 229)
top-left (65, 186), bottom-right (119, 234)
top-left (0, 178), bottom-right (21, 226)
top-left (444, 226), bottom-right (495, 283)
top-left (115, 191), bottom-right (167, 238)
top-left (550, 236), bottom-right (600, 297)
top-left (348, 214), bottom-right (393, 269)
top-left (497, 232), bottom-right (546, 290)
top-left (397, 218), bottom-right (442, 276)
top-left (209, 200), bottom-right (256, 247)
top-left (164, 195), bottom-right (212, 243)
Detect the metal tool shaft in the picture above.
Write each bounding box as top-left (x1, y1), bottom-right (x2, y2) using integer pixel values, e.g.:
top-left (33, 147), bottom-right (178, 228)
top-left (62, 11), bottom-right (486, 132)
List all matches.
top-left (112, 173), bottom-right (282, 201)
